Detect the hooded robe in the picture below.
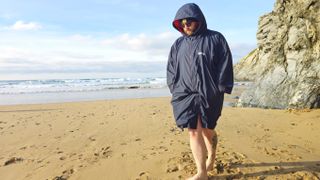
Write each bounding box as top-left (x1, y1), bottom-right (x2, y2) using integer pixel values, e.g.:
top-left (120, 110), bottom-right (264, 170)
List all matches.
top-left (167, 3), bottom-right (234, 129)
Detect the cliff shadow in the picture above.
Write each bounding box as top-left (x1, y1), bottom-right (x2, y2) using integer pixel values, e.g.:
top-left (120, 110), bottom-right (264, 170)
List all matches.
top-left (209, 160), bottom-right (320, 179)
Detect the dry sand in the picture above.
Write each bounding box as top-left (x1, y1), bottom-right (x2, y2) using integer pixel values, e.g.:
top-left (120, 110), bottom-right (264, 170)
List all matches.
top-left (0, 97), bottom-right (319, 179)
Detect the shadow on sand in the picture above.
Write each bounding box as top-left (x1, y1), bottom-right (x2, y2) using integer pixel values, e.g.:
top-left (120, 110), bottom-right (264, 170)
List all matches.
top-left (209, 161), bottom-right (320, 179)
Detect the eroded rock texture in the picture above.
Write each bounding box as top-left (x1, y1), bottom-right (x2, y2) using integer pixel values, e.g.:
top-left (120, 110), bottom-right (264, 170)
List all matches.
top-left (235, 0), bottom-right (320, 109)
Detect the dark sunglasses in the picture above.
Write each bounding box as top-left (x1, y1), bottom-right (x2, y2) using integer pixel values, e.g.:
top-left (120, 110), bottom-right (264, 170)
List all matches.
top-left (180, 18), bottom-right (197, 27)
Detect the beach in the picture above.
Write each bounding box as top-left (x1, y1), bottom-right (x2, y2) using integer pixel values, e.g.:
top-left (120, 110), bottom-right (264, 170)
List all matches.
top-left (0, 96), bottom-right (319, 179)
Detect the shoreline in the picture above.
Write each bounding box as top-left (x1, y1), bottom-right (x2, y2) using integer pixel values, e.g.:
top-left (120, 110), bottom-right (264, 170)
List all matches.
top-left (0, 86), bottom-right (244, 107)
top-left (0, 81), bottom-right (250, 106)
top-left (0, 97), bottom-right (319, 179)
top-left (0, 88), bottom-right (171, 106)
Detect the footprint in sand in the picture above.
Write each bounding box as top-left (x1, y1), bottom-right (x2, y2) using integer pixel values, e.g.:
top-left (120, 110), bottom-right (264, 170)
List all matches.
top-left (59, 156), bottom-right (67, 160)
top-left (53, 168), bottom-right (74, 180)
top-left (169, 127), bottom-right (183, 135)
top-left (88, 136), bottom-right (96, 141)
top-left (215, 151), bottom-right (247, 175)
top-left (57, 151), bottom-right (63, 154)
top-left (254, 134), bottom-right (271, 144)
top-left (30, 144), bottom-right (37, 149)
top-left (4, 157), bottom-right (24, 166)
top-left (68, 153), bottom-right (77, 158)
top-left (292, 171), bottom-right (320, 179)
top-left (78, 164), bottom-right (85, 168)
top-left (20, 146), bottom-right (27, 150)
top-left (93, 146), bottom-right (112, 159)
top-left (150, 146), bottom-right (168, 155)
top-left (166, 152), bottom-right (196, 175)
top-left (135, 171), bottom-right (151, 180)
top-left (141, 154), bottom-right (148, 160)
top-left (288, 144), bottom-right (312, 153)
top-left (291, 123), bottom-right (297, 126)
top-left (263, 146), bottom-right (302, 161)
top-left (166, 163), bottom-right (179, 173)
top-left (215, 160), bottom-right (225, 174)
top-left (77, 154), bottom-right (85, 161)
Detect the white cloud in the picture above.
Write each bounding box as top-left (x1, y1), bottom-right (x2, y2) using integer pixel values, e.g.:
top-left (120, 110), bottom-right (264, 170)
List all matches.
top-left (0, 30), bottom-right (255, 79)
top-left (5, 21), bottom-right (42, 31)
top-left (0, 31), bottom-right (178, 80)
top-left (69, 34), bottom-right (93, 42)
top-left (101, 32), bottom-right (177, 54)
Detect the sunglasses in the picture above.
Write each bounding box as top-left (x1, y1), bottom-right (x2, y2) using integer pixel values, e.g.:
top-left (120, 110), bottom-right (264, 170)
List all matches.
top-left (180, 18), bottom-right (198, 27)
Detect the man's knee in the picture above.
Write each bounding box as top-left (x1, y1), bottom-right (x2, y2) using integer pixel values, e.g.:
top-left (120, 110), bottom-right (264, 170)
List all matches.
top-left (188, 128), bottom-right (201, 138)
top-left (202, 128), bottom-right (213, 137)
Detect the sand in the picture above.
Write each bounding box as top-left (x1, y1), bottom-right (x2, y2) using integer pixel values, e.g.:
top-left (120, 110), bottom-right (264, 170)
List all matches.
top-left (0, 97), bottom-right (319, 180)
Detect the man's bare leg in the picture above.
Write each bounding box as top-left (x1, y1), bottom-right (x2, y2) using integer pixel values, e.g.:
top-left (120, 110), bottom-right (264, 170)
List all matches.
top-left (202, 129), bottom-right (218, 171)
top-left (187, 118), bottom-right (208, 180)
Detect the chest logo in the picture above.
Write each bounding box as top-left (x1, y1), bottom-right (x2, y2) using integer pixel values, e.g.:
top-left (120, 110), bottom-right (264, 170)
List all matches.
top-left (197, 52), bottom-right (206, 56)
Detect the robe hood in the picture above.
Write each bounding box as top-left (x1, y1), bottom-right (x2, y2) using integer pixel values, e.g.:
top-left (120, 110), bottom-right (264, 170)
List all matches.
top-left (172, 3), bottom-right (207, 36)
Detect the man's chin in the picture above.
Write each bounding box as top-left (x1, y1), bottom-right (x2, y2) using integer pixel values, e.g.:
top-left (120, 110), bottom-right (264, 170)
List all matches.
top-left (185, 31), bottom-right (193, 36)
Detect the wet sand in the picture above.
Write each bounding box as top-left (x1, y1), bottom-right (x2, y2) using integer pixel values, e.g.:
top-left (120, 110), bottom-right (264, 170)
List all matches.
top-left (0, 97), bottom-right (319, 179)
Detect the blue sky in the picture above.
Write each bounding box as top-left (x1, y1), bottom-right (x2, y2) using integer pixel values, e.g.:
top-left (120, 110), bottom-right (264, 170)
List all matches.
top-left (0, 0), bottom-right (275, 80)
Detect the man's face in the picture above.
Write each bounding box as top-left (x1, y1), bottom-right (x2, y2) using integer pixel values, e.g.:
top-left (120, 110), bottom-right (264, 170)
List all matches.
top-left (181, 18), bottom-right (200, 36)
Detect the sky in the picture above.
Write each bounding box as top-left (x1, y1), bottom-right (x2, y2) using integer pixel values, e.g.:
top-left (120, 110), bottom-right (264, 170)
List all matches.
top-left (0, 0), bottom-right (275, 80)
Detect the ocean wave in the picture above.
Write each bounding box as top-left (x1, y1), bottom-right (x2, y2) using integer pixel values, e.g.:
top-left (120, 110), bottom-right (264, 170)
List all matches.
top-left (0, 78), bottom-right (251, 95)
top-left (0, 77), bottom-right (167, 94)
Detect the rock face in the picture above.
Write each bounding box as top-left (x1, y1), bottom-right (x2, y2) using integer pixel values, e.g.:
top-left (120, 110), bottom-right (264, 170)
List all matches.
top-left (236, 0), bottom-right (320, 109)
top-left (234, 49), bottom-right (258, 81)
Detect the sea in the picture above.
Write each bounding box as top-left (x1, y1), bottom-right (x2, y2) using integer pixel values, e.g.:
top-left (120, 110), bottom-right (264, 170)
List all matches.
top-left (0, 77), bottom-right (169, 105)
top-left (0, 77), bottom-right (250, 105)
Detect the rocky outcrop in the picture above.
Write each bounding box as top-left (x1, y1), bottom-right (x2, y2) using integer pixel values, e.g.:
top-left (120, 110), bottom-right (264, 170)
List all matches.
top-left (234, 49), bottom-right (258, 81)
top-left (236, 0), bottom-right (320, 109)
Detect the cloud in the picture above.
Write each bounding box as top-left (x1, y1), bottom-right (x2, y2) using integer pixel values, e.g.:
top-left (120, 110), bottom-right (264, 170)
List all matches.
top-left (69, 34), bottom-right (93, 42)
top-left (100, 32), bottom-right (256, 63)
top-left (0, 32), bottom-right (177, 79)
top-left (4, 21), bottom-right (42, 31)
top-left (0, 61), bottom-right (166, 74)
top-left (101, 32), bottom-right (177, 55)
top-left (0, 47), bottom-right (166, 76)
top-left (0, 30), bottom-right (255, 79)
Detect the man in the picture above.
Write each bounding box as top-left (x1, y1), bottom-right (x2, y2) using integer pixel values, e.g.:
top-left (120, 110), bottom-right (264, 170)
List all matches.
top-left (167, 3), bottom-right (233, 180)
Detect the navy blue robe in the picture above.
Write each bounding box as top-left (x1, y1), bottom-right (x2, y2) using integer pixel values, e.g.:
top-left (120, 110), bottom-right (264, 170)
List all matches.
top-left (167, 3), bottom-right (234, 129)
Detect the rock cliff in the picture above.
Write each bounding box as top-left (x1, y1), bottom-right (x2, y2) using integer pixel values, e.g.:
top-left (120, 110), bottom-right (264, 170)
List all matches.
top-left (236, 0), bottom-right (320, 109)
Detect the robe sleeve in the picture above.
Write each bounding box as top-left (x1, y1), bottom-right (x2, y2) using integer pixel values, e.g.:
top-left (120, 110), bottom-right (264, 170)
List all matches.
top-left (167, 44), bottom-right (177, 94)
top-left (217, 35), bottom-right (234, 94)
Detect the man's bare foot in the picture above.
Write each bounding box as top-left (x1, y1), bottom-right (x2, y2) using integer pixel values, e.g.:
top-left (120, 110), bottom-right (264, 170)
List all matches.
top-left (186, 173), bottom-right (208, 180)
top-left (206, 157), bottom-right (214, 171)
